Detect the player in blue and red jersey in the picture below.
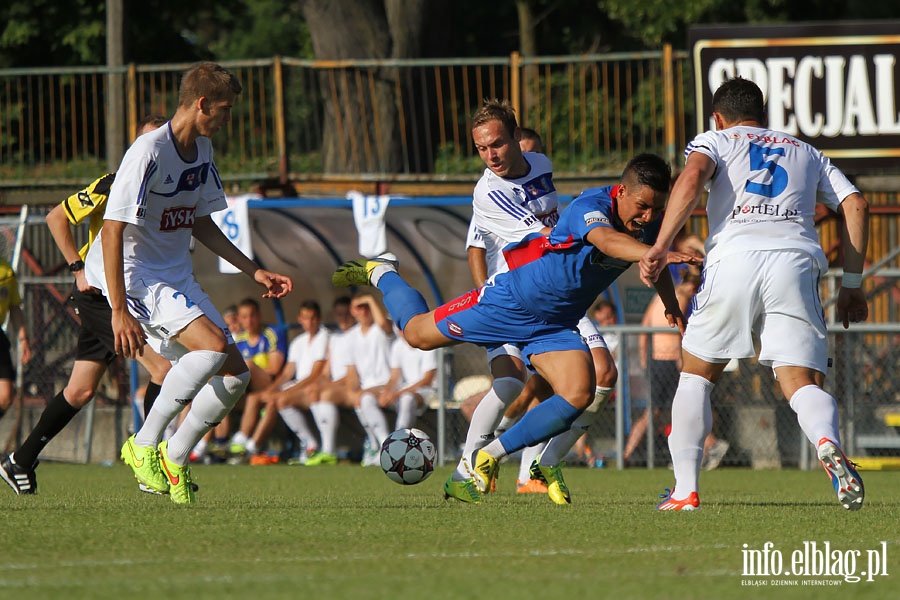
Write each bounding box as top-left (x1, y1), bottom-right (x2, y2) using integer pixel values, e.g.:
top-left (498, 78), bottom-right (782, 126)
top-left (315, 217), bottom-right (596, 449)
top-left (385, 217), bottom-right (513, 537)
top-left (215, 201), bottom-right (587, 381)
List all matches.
top-left (333, 153), bottom-right (699, 499)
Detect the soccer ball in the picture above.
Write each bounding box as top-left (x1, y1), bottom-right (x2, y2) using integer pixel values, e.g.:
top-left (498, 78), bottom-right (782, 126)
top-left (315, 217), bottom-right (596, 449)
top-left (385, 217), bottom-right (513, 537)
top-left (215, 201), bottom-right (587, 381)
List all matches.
top-left (380, 428), bottom-right (436, 485)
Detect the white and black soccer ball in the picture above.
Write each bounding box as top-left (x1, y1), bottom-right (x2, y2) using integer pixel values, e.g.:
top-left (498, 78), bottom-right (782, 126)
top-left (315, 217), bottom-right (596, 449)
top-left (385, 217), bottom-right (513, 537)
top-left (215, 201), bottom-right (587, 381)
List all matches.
top-left (380, 428), bottom-right (436, 485)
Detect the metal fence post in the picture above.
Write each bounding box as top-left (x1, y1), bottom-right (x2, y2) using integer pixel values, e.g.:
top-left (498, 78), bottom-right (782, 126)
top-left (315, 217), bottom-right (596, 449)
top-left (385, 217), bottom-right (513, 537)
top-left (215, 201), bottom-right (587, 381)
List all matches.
top-left (615, 336), bottom-right (625, 470)
top-left (662, 44), bottom-right (677, 167)
top-left (436, 346), bottom-right (448, 465)
top-left (510, 51), bottom-right (522, 121)
top-left (646, 335), bottom-right (655, 469)
top-left (273, 56), bottom-right (289, 184)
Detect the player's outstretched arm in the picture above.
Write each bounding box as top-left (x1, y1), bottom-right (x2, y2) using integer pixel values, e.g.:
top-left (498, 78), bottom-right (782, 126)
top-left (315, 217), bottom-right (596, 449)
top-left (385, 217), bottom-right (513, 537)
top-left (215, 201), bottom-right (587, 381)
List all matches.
top-left (651, 268), bottom-right (687, 334)
top-left (640, 153), bottom-right (715, 285)
top-left (192, 215), bottom-right (293, 299)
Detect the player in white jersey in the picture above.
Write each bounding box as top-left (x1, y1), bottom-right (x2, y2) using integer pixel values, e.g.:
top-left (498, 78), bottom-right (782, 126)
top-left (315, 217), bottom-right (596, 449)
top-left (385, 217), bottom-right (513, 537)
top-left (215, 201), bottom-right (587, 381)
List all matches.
top-left (446, 101), bottom-right (617, 505)
top-left (344, 293), bottom-right (395, 465)
top-left (293, 296), bottom-right (356, 464)
top-left (85, 62), bottom-right (293, 503)
top-left (641, 77), bottom-right (868, 511)
top-left (380, 329), bottom-right (437, 431)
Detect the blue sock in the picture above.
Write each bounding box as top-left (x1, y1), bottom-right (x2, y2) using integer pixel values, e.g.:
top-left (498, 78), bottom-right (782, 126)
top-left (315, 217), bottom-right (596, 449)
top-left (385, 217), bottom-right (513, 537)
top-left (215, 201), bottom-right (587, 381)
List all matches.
top-left (377, 272), bottom-right (429, 330)
top-left (497, 395), bottom-right (582, 455)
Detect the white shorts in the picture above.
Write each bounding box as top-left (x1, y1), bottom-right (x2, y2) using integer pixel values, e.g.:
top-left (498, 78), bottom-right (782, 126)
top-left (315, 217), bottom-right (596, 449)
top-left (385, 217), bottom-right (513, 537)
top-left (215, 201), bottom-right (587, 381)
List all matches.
top-left (486, 343), bottom-right (523, 363)
top-left (682, 249), bottom-right (827, 373)
top-left (577, 315), bottom-right (608, 350)
top-left (126, 276), bottom-right (233, 361)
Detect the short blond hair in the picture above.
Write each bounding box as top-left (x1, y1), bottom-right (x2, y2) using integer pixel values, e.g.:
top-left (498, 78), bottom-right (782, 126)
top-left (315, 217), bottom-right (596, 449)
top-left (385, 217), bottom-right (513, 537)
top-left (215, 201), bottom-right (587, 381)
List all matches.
top-left (178, 62), bottom-right (242, 107)
top-left (471, 99), bottom-right (518, 137)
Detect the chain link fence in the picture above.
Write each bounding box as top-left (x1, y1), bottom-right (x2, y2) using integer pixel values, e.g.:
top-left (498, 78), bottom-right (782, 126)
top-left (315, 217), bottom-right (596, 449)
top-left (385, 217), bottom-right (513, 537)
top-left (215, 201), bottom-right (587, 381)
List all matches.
top-left (431, 326), bottom-right (900, 471)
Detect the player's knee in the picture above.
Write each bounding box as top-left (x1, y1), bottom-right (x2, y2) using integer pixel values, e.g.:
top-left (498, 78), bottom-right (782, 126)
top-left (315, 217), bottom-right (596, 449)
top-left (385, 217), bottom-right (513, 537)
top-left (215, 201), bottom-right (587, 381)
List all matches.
top-left (402, 325), bottom-right (435, 350)
top-left (567, 388), bottom-right (594, 410)
top-left (222, 371), bottom-right (251, 402)
top-left (274, 394), bottom-right (291, 410)
top-left (63, 385), bottom-right (97, 408)
top-left (493, 376), bottom-right (525, 405)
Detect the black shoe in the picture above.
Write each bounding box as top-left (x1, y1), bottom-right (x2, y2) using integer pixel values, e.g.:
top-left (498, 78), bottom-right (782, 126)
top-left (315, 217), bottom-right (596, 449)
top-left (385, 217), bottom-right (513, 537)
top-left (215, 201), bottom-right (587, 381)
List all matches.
top-left (0, 453), bottom-right (37, 495)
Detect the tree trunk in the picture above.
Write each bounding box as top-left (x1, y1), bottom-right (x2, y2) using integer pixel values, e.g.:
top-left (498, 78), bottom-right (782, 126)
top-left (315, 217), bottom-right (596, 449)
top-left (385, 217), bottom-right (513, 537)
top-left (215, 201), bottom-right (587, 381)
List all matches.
top-left (516, 0), bottom-right (539, 129)
top-left (300, 0), bottom-right (431, 174)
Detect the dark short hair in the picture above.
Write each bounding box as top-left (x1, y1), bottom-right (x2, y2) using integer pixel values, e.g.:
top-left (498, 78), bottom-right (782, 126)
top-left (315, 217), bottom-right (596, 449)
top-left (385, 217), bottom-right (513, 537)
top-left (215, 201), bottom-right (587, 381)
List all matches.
top-left (519, 127), bottom-right (544, 153)
top-left (593, 299), bottom-right (616, 313)
top-left (621, 153), bottom-right (671, 193)
top-left (137, 114), bottom-right (167, 130)
top-left (333, 296), bottom-right (351, 309)
top-left (471, 99), bottom-right (518, 138)
top-left (711, 77), bottom-right (765, 124)
top-left (238, 297), bottom-right (260, 312)
top-left (300, 300), bottom-right (321, 317)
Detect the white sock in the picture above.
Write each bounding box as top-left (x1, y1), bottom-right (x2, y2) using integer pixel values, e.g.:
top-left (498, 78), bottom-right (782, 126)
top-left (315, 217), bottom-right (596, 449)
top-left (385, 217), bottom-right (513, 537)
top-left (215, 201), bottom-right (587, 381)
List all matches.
top-left (518, 442), bottom-right (546, 483)
top-left (163, 418), bottom-right (178, 442)
top-left (789, 385), bottom-right (841, 447)
top-left (354, 408), bottom-right (377, 447)
top-left (668, 373), bottom-right (714, 498)
top-left (494, 415), bottom-right (520, 437)
top-left (369, 262), bottom-right (397, 286)
top-left (310, 402), bottom-right (339, 455)
top-left (359, 392), bottom-right (390, 447)
top-left (245, 438), bottom-right (258, 455)
top-left (166, 372), bottom-right (250, 465)
top-left (540, 386), bottom-right (612, 466)
top-left (135, 350), bottom-right (227, 447)
top-left (395, 392), bottom-right (418, 430)
top-left (231, 431), bottom-right (249, 448)
top-left (455, 377), bottom-right (524, 480)
top-left (280, 406), bottom-right (318, 451)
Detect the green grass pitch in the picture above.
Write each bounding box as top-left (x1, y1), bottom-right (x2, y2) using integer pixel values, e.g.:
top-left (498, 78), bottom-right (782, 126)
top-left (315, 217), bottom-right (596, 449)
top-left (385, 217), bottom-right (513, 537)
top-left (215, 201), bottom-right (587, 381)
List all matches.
top-left (1, 463), bottom-right (898, 599)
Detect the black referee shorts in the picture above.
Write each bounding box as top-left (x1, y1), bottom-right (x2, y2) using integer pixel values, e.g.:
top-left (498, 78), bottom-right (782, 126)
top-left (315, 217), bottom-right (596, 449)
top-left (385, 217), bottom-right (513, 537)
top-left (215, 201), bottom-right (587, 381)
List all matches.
top-left (71, 288), bottom-right (117, 364)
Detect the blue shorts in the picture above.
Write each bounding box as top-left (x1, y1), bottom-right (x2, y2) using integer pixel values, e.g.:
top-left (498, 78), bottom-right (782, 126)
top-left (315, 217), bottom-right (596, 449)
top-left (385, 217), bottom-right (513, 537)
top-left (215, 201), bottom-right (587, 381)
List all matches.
top-left (433, 279), bottom-right (588, 364)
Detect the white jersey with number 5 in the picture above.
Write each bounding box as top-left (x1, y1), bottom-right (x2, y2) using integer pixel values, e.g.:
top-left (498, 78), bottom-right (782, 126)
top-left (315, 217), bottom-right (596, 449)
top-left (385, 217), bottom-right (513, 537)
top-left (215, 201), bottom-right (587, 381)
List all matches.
top-left (687, 126), bottom-right (858, 270)
top-left (85, 123), bottom-right (226, 289)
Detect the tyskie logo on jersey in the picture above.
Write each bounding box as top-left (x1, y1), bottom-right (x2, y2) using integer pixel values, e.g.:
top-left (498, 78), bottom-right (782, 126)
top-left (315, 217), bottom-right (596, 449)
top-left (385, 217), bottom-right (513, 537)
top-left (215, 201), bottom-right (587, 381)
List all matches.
top-left (160, 206), bottom-right (196, 231)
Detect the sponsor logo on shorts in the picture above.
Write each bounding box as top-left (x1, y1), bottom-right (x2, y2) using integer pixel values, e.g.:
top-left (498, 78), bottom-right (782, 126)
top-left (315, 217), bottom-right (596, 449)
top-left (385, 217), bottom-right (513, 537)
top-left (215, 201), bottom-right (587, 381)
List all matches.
top-left (77, 191), bottom-right (95, 208)
top-left (448, 293), bottom-right (475, 312)
top-left (448, 321), bottom-right (464, 337)
top-left (174, 397), bottom-right (192, 405)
